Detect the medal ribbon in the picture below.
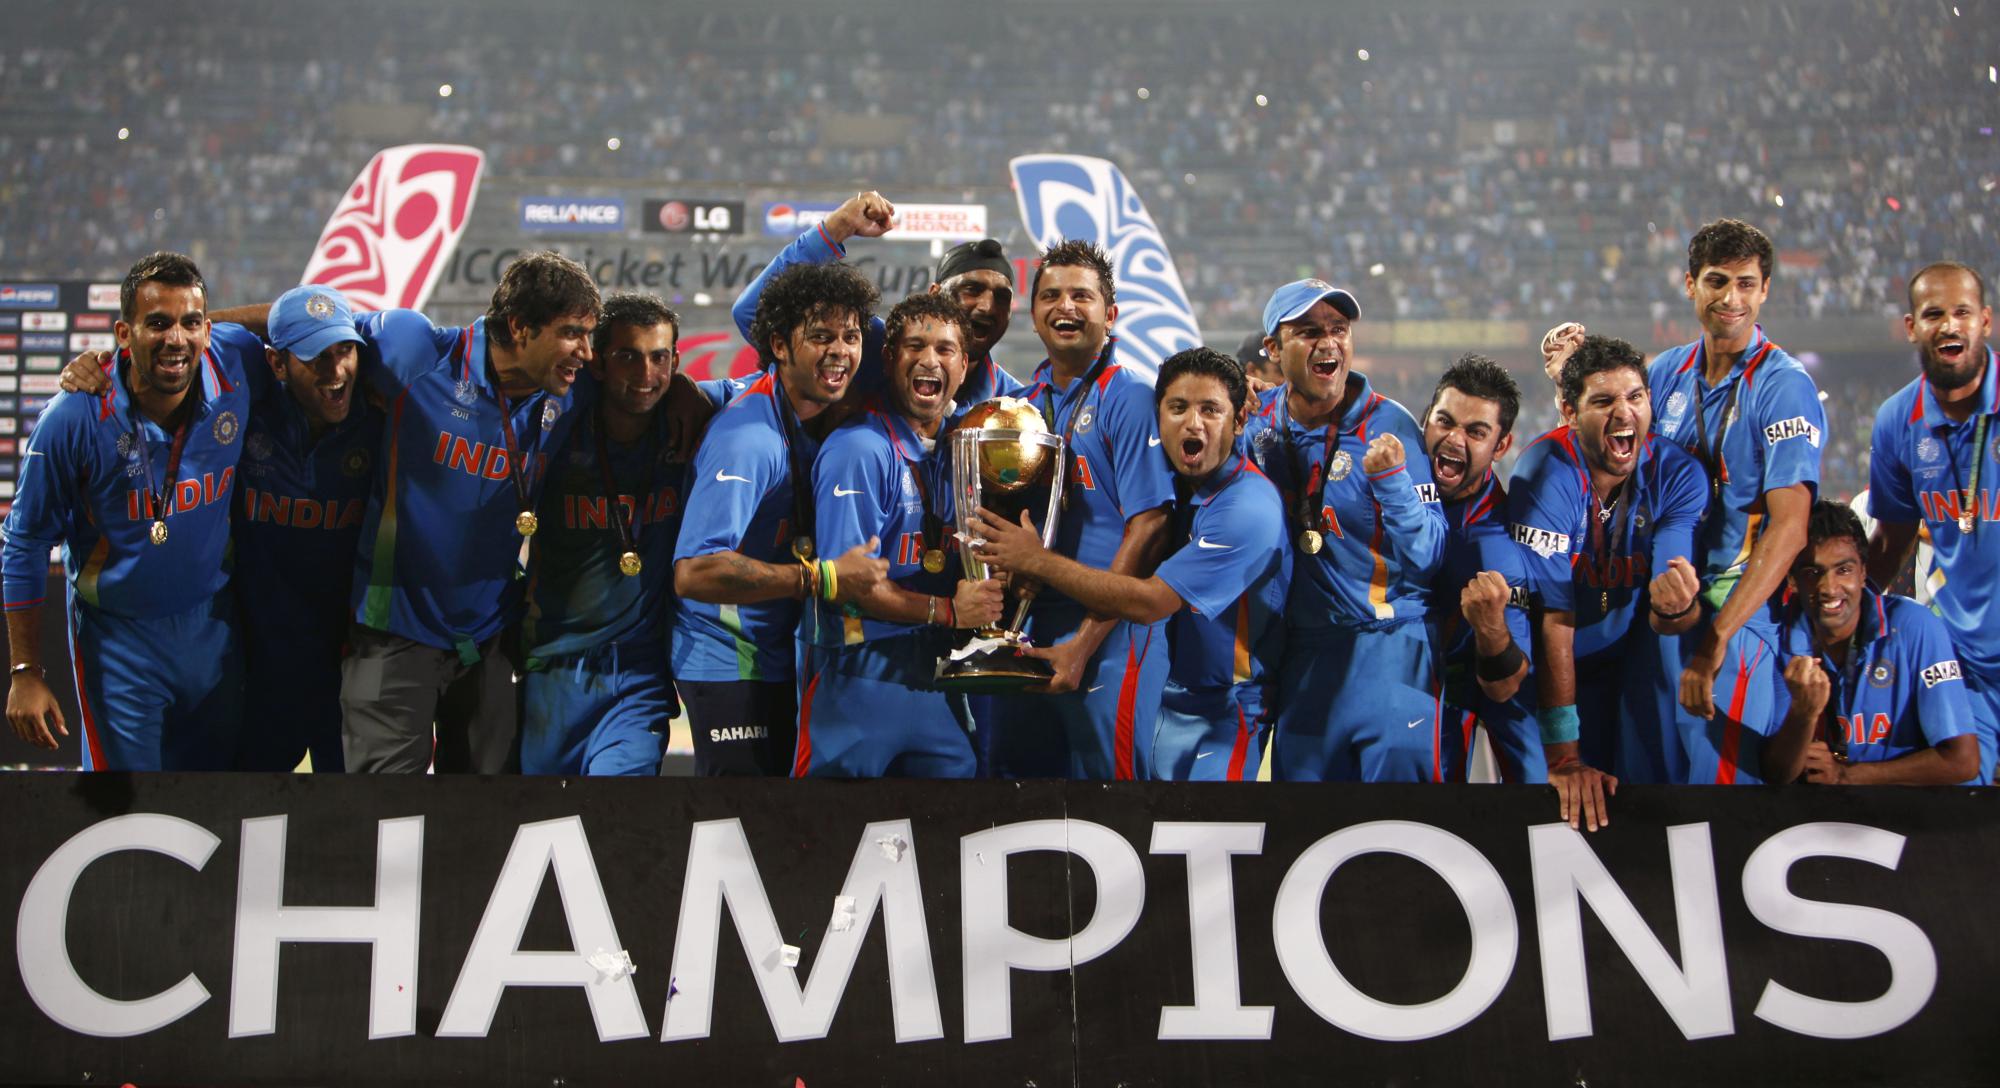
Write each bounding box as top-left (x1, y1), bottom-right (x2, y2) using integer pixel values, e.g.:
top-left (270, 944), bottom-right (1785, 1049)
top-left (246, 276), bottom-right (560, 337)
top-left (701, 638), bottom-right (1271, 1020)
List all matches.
top-left (1944, 410), bottom-right (1990, 536)
top-left (591, 406), bottom-right (659, 565)
top-left (878, 410), bottom-right (946, 563)
top-left (1684, 340), bottom-right (1774, 504)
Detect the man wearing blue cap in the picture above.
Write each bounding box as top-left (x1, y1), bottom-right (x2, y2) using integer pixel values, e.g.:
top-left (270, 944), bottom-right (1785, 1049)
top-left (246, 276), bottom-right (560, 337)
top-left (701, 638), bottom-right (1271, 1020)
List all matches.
top-left (1242, 279), bottom-right (1448, 782)
top-left (231, 285), bottom-right (383, 771)
top-left (4, 252), bottom-right (257, 769)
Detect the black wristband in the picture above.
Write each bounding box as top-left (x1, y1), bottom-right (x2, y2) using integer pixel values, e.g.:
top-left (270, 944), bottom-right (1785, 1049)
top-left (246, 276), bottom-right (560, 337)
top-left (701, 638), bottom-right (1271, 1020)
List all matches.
top-left (1475, 642), bottom-right (1527, 682)
top-left (1650, 598), bottom-right (1698, 622)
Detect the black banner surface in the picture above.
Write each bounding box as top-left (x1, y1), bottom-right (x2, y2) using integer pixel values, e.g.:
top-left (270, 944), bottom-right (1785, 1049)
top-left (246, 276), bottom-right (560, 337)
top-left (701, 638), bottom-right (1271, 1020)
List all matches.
top-left (2, 775), bottom-right (1993, 1087)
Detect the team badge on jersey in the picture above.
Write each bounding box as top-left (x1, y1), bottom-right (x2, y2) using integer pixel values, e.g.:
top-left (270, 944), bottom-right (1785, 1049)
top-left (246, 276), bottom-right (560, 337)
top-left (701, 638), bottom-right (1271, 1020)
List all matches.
top-left (1635, 508), bottom-right (1649, 529)
top-left (454, 378), bottom-right (478, 407)
top-left (1074, 404), bottom-right (1094, 434)
top-left (342, 446), bottom-right (372, 478)
top-left (1991, 432), bottom-right (2000, 465)
top-left (213, 411), bottom-right (240, 446)
top-left (1869, 659), bottom-right (1895, 688)
top-left (541, 400), bottom-right (561, 431)
top-left (1328, 449), bottom-right (1353, 482)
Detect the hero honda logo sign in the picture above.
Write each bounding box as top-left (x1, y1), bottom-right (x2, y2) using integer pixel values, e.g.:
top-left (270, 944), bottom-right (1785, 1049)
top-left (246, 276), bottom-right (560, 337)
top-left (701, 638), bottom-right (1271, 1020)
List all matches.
top-left (519, 197), bottom-right (626, 233)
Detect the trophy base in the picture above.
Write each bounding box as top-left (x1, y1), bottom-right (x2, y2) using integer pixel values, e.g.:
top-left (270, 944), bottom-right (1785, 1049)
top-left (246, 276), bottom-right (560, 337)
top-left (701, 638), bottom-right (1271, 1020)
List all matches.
top-left (935, 641), bottom-right (1054, 694)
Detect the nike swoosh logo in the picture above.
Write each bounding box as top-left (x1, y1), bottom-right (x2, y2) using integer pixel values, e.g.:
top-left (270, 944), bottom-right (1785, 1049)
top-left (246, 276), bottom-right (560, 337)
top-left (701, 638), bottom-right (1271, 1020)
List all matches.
top-left (1195, 751), bottom-right (1214, 760)
top-left (19, 449), bottom-right (42, 458)
top-left (833, 486), bottom-right (861, 497)
top-left (1087, 685), bottom-right (1105, 693)
top-left (1196, 537), bottom-right (1231, 550)
top-left (1148, 436), bottom-right (1162, 446)
top-left (1407, 718), bottom-right (1425, 729)
top-left (715, 470), bottom-right (751, 483)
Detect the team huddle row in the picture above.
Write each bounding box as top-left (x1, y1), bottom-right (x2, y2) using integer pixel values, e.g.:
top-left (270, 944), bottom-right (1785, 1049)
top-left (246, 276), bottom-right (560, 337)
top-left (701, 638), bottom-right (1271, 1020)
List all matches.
top-left (3, 193), bottom-right (1994, 827)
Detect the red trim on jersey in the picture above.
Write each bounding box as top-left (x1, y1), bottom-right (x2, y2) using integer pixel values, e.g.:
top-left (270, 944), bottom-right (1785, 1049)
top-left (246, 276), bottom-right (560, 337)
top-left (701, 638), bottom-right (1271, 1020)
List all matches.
top-left (1224, 705), bottom-right (1252, 782)
top-left (201, 344), bottom-right (235, 394)
top-left (1112, 628), bottom-right (1152, 781)
top-left (1095, 364), bottom-right (1122, 393)
top-left (815, 221), bottom-right (841, 254)
top-left (1737, 341), bottom-right (1775, 391)
top-left (1460, 710), bottom-right (1479, 783)
top-left (1429, 666), bottom-right (1446, 784)
top-left (69, 623), bottom-right (105, 770)
top-left (457, 326), bottom-right (473, 384)
top-left (791, 668), bottom-right (821, 778)
top-left (743, 370), bottom-right (777, 399)
top-left (1713, 641), bottom-right (1764, 785)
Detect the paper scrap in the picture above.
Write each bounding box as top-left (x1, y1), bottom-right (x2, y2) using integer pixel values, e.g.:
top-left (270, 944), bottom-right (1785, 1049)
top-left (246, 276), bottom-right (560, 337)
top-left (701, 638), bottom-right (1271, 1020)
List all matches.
top-left (876, 835), bottom-right (908, 862)
top-left (829, 894), bottom-right (857, 932)
top-left (947, 636), bottom-right (1011, 662)
top-left (586, 947), bottom-right (637, 983)
top-left (780, 944), bottom-right (801, 968)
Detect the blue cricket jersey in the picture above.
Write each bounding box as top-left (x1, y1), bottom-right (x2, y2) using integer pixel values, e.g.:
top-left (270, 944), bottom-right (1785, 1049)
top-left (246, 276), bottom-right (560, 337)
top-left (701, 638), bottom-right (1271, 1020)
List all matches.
top-left (522, 404), bottom-right (689, 662)
top-left (1242, 376), bottom-right (1446, 627)
top-left (349, 311), bottom-right (582, 652)
top-left (1649, 326), bottom-right (1824, 622)
top-left (1505, 428), bottom-right (1709, 656)
top-left (732, 225), bottom-right (1025, 404)
top-left (1017, 341), bottom-right (1177, 634)
top-left (2, 327), bottom-right (256, 618)
top-left (1156, 453), bottom-right (1289, 698)
top-left (673, 369), bottom-right (816, 682)
top-left (234, 360), bottom-right (384, 654)
top-left (1868, 347), bottom-right (2000, 681)
top-left (1770, 587), bottom-right (1973, 767)
top-left (1434, 470), bottom-right (1543, 782)
top-left (805, 406), bottom-right (958, 648)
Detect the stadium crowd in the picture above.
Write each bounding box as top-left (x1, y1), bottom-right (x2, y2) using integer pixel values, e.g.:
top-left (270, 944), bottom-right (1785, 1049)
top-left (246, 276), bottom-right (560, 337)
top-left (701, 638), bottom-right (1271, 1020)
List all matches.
top-left (2, 0), bottom-right (1995, 326)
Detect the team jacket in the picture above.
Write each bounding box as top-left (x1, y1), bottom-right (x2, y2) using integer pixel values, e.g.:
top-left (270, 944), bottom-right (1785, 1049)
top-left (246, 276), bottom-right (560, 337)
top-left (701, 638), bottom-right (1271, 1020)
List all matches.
top-left (522, 405), bottom-right (689, 662)
top-left (1242, 376), bottom-right (1446, 628)
top-left (805, 406), bottom-right (959, 648)
top-left (349, 311), bottom-right (581, 652)
top-left (235, 360), bottom-right (385, 654)
top-left (673, 370), bottom-right (817, 682)
top-left (1156, 452), bottom-right (1289, 697)
top-left (1506, 427), bottom-right (1709, 657)
top-left (1868, 347), bottom-right (2000, 680)
top-left (1648, 325), bottom-right (1824, 622)
top-left (2, 326), bottom-right (256, 618)
top-left (1769, 587), bottom-right (1972, 765)
top-left (1017, 341), bottom-right (1177, 623)
top-left (732, 225), bottom-right (1026, 404)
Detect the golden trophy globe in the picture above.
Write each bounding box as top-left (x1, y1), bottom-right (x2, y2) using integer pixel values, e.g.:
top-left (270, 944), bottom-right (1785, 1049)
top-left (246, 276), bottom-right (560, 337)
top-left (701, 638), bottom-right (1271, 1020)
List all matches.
top-left (935, 397), bottom-right (1069, 692)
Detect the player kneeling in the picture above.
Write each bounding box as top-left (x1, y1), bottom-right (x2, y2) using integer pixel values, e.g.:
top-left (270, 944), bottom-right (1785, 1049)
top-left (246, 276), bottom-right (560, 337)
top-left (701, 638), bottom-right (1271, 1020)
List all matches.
top-left (1764, 501), bottom-right (1980, 785)
top-left (973, 348), bottom-right (1286, 781)
top-left (792, 294), bottom-right (1004, 778)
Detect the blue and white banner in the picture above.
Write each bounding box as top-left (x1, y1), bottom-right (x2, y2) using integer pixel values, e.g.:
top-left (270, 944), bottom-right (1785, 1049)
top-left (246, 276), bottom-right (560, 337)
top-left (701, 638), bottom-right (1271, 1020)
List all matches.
top-left (1009, 155), bottom-right (1203, 381)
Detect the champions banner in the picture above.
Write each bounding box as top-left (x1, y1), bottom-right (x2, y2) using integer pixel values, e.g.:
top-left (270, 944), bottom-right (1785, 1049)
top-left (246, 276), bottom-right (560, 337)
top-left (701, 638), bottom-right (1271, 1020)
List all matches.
top-left (1010, 154), bottom-right (1204, 381)
top-left (2, 775), bottom-right (1992, 1086)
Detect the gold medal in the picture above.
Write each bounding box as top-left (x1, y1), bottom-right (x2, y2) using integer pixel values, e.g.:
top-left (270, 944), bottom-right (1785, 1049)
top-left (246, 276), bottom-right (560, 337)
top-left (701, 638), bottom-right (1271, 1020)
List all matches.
top-left (792, 535), bottom-right (814, 561)
top-left (1960, 514), bottom-right (1975, 535)
top-left (1600, 591), bottom-right (1610, 613)
top-left (515, 510), bottom-right (539, 537)
top-left (1298, 529), bottom-right (1323, 555)
top-left (149, 520), bottom-right (169, 546)
top-left (922, 549), bottom-right (946, 574)
top-left (619, 551), bottom-right (643, 577)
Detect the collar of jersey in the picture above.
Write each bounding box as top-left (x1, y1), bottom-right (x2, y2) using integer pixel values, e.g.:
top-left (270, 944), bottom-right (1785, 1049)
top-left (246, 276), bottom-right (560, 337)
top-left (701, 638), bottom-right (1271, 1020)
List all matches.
top-left (1444, 468), bottom-right (1505, 527)
top-left (459, 318), bottom-right (497, 396)
top-left (874, 406), bottom-right (933, 463)
top-left (1187, 450), bottom-right (1249, 503)
top-left (1917, 345), bottom-right (2000, 427)
top-left (1272, 371), bottom-right (1377, 437)
top-left (106, 346), bottom-right (226, 424)
top-left (1680, 324), bottom-right (1769, 388)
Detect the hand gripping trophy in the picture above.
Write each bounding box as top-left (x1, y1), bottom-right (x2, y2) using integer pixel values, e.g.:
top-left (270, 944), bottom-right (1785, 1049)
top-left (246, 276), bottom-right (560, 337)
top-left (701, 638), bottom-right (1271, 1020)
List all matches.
top-left (935, 396), bottom-right (1068, 691)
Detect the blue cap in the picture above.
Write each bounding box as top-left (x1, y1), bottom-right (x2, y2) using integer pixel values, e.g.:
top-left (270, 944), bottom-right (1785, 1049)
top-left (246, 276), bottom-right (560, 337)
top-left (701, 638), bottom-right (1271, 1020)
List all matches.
top-left (1262, 279), bottom-right (1361, 336)
top-left (270, 286), bottom-right (364, 361)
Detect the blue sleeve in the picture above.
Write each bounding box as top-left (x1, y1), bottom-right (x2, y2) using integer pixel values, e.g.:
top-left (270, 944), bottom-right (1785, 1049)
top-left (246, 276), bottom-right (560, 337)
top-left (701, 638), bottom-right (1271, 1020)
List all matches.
top-left (988, 360), bottom-right (1027, 399)
top-left (1867, 398), bottom-right (1921, 524)
top-left (355, 309), bottom-right (452, 399)
top-left (1650, 444), bottom-right (1709, 580)
top-left (1468, 515), bottom-right (1535, 661)
top-left (209, 322), bottom-right (265, 398)
top-left (1504, 440), bottom-right (1584, 613)
top-left (732, 226), bottom-right (847, 344)
top-left (1157, 486), bottom-right (1284, 617)
top-left (1906, 607), bottom-right (1973, 747)
top-left (1100, 375), bottom-right (1174, 520)
top-left (673, 414), bottom-right (785, 561)
top-left (1369, 405), bottom-right (1446, 579)
top-left (812, 427), bottom-right (891, 560)
top-left (1, 397), bottom-right (88, 610)
top-left (697, 376), bottom-right (747, 411)
top-left (1754, 367), bottom-right (1826, 497)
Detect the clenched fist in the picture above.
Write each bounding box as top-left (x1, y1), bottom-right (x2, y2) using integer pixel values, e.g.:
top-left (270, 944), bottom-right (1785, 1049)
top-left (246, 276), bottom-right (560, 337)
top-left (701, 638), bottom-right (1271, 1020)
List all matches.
top-left (1540, 321), bottom-right (1586, 385)
top-left (1362, 433), bottom-right (1405, 476)
top-left (824, 191), bottom-right (896, 243)
top-left (1649, 556), bottom-right (1701, 618)
top-left (1460, 570), bottom-right (1513, 638)
top-left (1782, 655), bottom-right (1832, 720)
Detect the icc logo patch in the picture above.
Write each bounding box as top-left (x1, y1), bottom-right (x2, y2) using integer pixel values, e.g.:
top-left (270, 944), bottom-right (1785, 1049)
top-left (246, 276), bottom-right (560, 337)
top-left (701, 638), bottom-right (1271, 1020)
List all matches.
top-left (342, 446), bottom-right (372, 478)
top-left (901, 468), bottom-right (917, 499)
top-left (1328, 449), bottom-right (1353, 482)
top-left (115, 431), bottom-right (135, 459)
top-left (212, 411), bottom-right (239, 446)
top-left (453, 378), bottom-right (478, 407)
top-left (1664, 391), bottom-right (1688, 425)
top-left (1869, 659), bottom-right (1895, 688)
top-left (1917, 436), bottom-right (1942, 465)
top-left (246, 433), bottom-right (273, 463)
